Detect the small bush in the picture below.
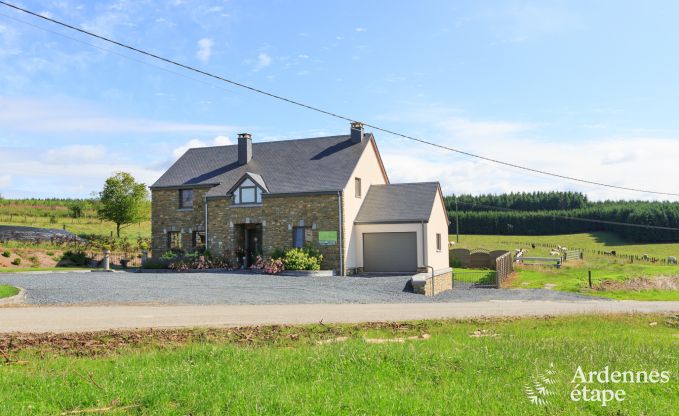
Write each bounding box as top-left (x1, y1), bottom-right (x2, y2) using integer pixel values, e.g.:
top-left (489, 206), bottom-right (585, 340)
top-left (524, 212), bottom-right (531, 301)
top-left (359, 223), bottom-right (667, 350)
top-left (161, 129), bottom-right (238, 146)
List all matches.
top-left (60, 251), bottom-right (90, 267)
top-left (46, 251), bottom-right (54, 256)
top-left (11, 258), bottom-right (21, 266)
top-left (28, 256), bottom-right (40, 267)
top-left (251, 256), bottom-right (285, 274)
top-left (1, 251), bottom-right (9, 258)
top-left (281, 246), bottom-right (323, 271)
top-left (451, 258), bottom-right (462, 268)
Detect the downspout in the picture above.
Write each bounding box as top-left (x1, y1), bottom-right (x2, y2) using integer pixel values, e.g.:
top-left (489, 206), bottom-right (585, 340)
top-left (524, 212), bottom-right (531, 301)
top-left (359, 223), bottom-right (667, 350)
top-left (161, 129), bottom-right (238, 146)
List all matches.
top-left (204, 195), bottom-right (209, 252)
top-left (337, 191), bottom-right (344, 276)
top-left (421, 221), bottom-right (428, 270)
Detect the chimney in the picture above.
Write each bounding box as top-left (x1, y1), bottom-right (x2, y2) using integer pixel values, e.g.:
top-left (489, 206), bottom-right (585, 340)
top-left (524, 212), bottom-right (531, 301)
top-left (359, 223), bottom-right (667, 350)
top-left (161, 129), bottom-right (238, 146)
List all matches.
top-left (350, 121), bottom-right (364, 144)
top-left (238, 133), bottom-right (252, 165)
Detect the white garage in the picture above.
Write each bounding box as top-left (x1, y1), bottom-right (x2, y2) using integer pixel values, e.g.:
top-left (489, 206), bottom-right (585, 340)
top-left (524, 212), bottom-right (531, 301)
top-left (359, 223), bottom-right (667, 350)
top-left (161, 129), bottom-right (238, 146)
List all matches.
top-left (352, 183), bottom-right (450, 274)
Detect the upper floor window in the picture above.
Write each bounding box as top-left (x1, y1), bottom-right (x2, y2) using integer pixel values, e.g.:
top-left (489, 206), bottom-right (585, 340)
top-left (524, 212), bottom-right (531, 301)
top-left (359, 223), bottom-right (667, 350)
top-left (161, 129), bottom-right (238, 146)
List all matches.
top-left (355, 177), bottom-right (361, 198)
top-left (179, 189), bottom-right (193, 209)
top-left (436, 233), bottom-right (442, 252)
top-left (233, 179), bottom-right (263, 205)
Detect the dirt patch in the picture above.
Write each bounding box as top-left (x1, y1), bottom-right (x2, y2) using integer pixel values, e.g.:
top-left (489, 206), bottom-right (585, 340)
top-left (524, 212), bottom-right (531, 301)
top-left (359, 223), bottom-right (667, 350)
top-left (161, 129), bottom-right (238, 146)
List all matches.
top-left (594, 276), bottom-right (679, 292)
top-left (0, 247), bottom-right (63, 269)
top-left (0, 321), bottom-right (430, 357)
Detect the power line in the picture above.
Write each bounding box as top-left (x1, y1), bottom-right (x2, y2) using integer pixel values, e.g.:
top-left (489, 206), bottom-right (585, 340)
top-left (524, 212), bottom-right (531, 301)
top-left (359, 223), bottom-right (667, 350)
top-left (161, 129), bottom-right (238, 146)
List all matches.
top-left (2, 0), bottom-right (679, 197)
top-left (454, 200), bottom-right (679, 231)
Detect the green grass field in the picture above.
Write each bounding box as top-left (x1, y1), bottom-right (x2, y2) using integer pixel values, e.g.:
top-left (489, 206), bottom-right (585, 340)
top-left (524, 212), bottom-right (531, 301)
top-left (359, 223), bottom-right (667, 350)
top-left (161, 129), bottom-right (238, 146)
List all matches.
top-left (450, 232), bottom-right (679, 300)
top-left (0, 284), bottom-right (18, 298)
top-left (0, 315), bottom-right (677, 415)
top-left (450, 231), bottom-right (679, 258)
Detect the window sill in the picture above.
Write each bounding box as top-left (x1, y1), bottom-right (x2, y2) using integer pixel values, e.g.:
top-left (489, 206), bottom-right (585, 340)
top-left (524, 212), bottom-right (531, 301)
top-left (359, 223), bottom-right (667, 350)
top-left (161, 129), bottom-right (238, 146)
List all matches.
top-left (177, 208), bottom-right (193, 212)
top-left (230, 203), bottom-right (263, 208)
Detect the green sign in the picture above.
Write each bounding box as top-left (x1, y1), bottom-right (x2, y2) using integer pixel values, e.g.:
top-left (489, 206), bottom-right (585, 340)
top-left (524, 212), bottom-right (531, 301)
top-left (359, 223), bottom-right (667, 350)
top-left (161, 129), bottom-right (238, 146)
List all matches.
top-left (318, 231), bottom-right (337, 246)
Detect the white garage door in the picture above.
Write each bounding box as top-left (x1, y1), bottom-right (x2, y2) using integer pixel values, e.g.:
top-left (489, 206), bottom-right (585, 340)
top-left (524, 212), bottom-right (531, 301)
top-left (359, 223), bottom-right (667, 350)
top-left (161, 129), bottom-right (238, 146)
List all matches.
top-left (363, 232), bottom-right (418, 273)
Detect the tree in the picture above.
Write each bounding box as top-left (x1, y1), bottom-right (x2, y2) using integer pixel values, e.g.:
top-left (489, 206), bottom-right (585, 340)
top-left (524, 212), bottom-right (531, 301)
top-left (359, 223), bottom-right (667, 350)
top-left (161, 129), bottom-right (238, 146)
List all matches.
top-left (97, 172), bottom-right (149, 237)
top-left (68, 202), bottom-right (84, 219)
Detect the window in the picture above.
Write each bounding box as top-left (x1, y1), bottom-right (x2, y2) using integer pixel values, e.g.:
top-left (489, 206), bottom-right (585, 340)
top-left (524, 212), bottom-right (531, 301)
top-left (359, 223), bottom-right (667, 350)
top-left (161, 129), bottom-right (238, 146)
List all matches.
top-left (355, 177), bottom-right (361, 198)
top-left (293, 227), bottom-right (305, 248)
top-left (436, 233), bottom-right (442, 252)
top-left (179, 189), bottom-right (193, 209)
top-left (167, 231), bottom-right (181, 250)
top-left (192, 231), bottom-right (206, 249)
top-left (233, 179), bottom-right (263, 205)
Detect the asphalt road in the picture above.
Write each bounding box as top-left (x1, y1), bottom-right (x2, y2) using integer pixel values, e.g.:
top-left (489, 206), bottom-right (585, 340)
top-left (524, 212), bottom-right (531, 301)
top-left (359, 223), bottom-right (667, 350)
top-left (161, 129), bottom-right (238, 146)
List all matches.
top-left (0, 271), bottom-right (593, 305)
top-left (3, 301), bottom-right (679, 333)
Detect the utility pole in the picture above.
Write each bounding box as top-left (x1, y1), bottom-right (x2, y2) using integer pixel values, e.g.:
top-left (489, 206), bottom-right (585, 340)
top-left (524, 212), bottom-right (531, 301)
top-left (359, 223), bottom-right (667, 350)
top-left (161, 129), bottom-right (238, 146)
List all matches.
top-left (455, 197), bottom-right (460, 243)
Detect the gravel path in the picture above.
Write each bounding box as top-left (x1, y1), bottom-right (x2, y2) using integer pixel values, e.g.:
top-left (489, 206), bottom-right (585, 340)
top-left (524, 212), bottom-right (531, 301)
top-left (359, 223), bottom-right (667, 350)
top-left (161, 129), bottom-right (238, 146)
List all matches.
top-left (0, 271), bottom-right (596, 305)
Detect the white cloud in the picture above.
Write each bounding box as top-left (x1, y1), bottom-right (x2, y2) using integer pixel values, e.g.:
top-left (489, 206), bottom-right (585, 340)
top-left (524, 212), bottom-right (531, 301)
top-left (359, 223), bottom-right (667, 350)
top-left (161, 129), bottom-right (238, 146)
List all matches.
top-left (374, 113), bottom-right (679, 202)
top-left (254, 53), bottom-right (272, 71)
top-left (0, 96), bottom-right (233, 134)
top-left (44, 145), bottom-right (106, 162)
top-left (172, 136), bottom-right (233, 159)
top-left (355, 27), bottom-right (366, 32)
top-left (196, 38), bottom-right (214, 62)
top-left (297, 54), bottom-right (309, 59)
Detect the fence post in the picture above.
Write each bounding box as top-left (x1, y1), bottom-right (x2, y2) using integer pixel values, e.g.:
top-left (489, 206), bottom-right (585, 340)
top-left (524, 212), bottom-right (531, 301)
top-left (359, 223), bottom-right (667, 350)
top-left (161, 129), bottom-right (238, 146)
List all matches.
top-left (588, 270), bottom-right (592, 289)
top-left (141, 249), bottom-right (148, 266)
top-left (103, 249), bottom-right (110, 271)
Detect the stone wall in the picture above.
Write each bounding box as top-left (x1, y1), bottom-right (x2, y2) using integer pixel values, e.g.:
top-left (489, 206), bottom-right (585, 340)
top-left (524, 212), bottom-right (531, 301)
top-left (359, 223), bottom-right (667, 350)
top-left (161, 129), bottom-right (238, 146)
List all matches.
top-left (151, 188), bottom-right (209, 255)
top-left (411, 268), bottom-right (453, 296)
top-left (206, 193), bottom-right (343, 273)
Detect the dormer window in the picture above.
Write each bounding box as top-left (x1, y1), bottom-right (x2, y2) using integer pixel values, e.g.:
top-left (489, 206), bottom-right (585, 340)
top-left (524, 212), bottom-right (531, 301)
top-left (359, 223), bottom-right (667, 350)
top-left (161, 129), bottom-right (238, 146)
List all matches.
top-left (233, 178), bottom-right (263, 205)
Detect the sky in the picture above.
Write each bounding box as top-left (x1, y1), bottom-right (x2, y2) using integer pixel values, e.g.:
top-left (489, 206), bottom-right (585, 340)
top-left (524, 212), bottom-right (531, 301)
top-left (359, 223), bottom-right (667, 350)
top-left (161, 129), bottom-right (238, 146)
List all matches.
top-left (1, 0), bottom-right (679, 201)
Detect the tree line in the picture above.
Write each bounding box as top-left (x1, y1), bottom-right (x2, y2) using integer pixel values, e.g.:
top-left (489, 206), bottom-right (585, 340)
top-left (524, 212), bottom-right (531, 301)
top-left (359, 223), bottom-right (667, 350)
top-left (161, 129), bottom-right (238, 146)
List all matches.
top-left (444, 192), bottom-right (679, 242)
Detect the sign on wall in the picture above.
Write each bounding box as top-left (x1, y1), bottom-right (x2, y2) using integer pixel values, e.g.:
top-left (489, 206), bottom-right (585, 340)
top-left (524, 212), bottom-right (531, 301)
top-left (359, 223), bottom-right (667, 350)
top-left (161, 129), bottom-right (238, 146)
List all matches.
top-left (318, 231), bottom-right (337, 246)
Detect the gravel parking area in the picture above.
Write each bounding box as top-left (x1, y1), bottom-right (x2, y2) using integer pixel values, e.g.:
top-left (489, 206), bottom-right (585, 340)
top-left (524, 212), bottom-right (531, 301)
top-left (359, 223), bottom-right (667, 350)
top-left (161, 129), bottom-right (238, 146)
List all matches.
top-left (0, 271), bottom-right (597, 305)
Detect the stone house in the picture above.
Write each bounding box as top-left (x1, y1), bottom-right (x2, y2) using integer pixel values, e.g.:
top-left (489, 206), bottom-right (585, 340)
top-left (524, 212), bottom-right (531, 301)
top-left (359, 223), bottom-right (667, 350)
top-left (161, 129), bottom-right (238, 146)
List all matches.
top-left (151, 123), bottom-right (450, 275)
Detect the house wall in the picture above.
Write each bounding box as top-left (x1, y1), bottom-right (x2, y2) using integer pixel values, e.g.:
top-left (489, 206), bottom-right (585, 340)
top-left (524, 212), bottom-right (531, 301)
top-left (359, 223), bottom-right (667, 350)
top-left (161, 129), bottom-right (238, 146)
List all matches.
top-left (151, 188), bottom-right (209, 254)
top-left (206, 193), bottom-right (343, 273)
top-left (352, 223), bottom-right (426, 270)
top-left (342, 140), bottom-right (388, 269)
top-left (426, 190), bottom-right (451, 271)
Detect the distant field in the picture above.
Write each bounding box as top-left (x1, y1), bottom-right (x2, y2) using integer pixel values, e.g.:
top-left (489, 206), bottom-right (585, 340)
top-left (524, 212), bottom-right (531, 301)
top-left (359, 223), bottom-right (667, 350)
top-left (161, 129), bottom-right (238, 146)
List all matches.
top-left (449, 232), bottom-right (679, 259)
top-left (0, 199), bottom-right (150, 239)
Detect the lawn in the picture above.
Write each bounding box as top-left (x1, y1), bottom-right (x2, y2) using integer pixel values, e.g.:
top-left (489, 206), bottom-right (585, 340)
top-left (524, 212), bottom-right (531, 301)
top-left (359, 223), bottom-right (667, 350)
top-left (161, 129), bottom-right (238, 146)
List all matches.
top-left (509, 261), bottom-right (679, 301)
top-left (0, 315), bottom-right (677, 415)
top-left (450, 231), bottom-right (679, 259)
top-left (0, 284), bottom-right (18, 298)
top-left (451, 232), bottom-right (679, 300)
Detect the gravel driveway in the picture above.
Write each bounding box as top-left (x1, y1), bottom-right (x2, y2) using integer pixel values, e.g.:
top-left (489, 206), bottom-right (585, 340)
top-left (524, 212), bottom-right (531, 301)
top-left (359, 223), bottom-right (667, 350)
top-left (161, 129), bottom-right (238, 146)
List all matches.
top-left (0, 271), bottom-right (596, 305)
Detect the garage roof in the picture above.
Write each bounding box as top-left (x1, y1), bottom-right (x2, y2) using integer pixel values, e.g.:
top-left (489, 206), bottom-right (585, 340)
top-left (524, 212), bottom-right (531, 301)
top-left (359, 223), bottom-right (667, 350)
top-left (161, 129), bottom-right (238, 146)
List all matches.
top-left (354, 182), bottom-right (441, 224)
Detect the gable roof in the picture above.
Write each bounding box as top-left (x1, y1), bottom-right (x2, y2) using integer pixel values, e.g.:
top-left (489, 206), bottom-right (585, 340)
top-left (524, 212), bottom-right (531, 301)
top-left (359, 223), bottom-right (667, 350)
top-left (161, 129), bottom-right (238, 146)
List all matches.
top-left (354, 182), bottom-right (442, 224)
top-left (151, 134), bottom-right (375, 197)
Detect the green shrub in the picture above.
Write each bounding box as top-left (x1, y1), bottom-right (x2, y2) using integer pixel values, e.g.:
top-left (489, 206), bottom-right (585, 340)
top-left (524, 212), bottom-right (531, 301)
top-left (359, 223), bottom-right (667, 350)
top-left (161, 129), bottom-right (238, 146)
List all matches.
top-left (11, 258), bottom-right (21, 266)
top-left (451, 258), bottom-right (462, 268)
top-left (60, 251), bottom-right (90, 266)
top-left (46, 251), bottom-right (54, 256)
top-left (281, 246), bottom-right (323, 271)
top-left (28, 256), bottom-right (40, 267)
top-left (1, 251), bottom-right (10, 258)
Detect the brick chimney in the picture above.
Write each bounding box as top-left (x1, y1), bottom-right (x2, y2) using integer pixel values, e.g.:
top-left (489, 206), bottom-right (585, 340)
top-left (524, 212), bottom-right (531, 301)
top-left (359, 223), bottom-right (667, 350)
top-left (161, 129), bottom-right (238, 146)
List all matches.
top-left (350, 122), bottom-right (364, 144)
top-left (238, 133), bottom-right (252, 165)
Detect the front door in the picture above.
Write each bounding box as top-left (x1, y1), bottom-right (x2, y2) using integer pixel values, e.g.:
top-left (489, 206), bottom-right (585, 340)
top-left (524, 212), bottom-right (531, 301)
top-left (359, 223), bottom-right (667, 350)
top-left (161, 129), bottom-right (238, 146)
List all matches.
top-left (244, 225), bottom-right (262, 267)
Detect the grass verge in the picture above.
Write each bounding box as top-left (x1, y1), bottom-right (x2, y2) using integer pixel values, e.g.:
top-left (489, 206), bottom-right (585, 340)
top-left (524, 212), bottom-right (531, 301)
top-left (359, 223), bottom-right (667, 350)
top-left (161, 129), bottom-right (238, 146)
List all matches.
top-left (0, 267), bottom-right (101, 274)
top-left (0, 284), bottom-right (18, 299)
top-left (0, 315), bottom-right (678, 415)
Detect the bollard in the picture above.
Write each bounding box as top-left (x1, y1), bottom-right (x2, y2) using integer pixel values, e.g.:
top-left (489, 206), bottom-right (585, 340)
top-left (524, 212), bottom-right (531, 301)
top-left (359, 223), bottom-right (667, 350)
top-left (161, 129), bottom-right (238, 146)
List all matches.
top-left (141, 250), bottom-right (148, 266)
top-left (103, 250), bottom-right (110, 271)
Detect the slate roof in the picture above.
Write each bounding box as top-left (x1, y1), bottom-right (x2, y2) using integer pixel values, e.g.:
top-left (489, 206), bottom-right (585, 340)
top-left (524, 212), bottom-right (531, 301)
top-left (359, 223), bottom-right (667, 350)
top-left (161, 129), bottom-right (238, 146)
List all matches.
top-left (152, 134), bottom-right (373, 197)
top-left (354, 182), bottom-right (441, 224)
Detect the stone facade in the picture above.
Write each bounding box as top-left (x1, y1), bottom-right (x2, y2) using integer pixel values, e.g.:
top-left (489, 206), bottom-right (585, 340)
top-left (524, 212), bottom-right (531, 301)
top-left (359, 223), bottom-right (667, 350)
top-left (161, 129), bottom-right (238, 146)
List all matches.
top-left (151, 188), bottom-right (209, 254)
top-left (152, 189), bottom-right (345, 274)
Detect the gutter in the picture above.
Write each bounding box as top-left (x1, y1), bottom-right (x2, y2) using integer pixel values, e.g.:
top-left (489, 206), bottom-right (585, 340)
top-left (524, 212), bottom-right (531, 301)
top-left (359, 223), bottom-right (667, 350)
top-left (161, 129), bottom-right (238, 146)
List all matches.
top-left (421, 221), bottom-right (428, 269)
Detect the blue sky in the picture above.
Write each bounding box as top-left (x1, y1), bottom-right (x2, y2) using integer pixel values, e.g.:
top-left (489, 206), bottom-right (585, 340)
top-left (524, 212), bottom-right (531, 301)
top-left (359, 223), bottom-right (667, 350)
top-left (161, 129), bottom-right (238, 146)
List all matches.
top-left (1, 0), bottom-right (678, 200)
